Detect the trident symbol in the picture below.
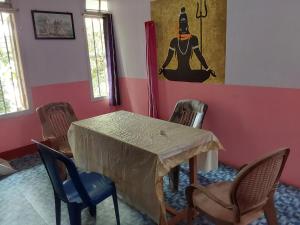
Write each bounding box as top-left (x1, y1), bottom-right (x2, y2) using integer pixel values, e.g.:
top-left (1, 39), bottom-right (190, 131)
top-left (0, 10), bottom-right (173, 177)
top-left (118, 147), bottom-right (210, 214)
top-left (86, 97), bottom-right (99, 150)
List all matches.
top-left (196, 0), bottom-right (208, 69)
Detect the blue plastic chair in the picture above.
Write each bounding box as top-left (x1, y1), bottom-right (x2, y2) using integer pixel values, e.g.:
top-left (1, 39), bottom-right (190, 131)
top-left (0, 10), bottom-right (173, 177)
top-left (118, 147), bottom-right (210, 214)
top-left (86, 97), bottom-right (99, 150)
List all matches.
top-left (33, 140), bottom-right (121, 225)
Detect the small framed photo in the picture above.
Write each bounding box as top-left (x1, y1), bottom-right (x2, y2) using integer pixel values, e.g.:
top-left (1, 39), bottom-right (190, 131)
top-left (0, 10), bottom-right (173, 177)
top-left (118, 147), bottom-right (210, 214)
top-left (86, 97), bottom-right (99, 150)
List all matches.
top-left (31, 10), bottom-right (75, 39)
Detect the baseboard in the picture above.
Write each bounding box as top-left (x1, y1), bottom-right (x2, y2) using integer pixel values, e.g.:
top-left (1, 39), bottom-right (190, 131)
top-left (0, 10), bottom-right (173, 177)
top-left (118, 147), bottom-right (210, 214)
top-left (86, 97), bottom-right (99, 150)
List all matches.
top-left (0, 140), bottom-right (49, 161)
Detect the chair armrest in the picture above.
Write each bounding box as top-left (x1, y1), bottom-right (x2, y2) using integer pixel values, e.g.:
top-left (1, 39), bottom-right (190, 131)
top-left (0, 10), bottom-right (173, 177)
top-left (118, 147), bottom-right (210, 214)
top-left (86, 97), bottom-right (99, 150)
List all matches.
top-left (188, 184), bottom-right (233, 209)
top-left (238, 164), bottom-right (248, 171)
top-left (62, 151), bottom-right (73, 158)
top-left (44, 137), bottom-right (59, 148)
top-left (45, 137), bottom-right (72, 155)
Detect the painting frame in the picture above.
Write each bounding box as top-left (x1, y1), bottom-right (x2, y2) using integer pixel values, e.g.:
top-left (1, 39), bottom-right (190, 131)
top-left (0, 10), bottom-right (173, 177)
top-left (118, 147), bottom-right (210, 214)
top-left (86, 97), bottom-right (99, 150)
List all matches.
top-left (31, 10), bottom-right (75, 40)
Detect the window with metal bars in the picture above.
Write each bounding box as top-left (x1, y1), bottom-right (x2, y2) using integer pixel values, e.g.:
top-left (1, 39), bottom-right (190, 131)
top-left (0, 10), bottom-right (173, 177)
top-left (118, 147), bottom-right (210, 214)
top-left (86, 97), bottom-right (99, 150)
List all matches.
top-left (84, 0), bottom-right (109, 98)
top-left (0, 2), bottom-right (28, 116)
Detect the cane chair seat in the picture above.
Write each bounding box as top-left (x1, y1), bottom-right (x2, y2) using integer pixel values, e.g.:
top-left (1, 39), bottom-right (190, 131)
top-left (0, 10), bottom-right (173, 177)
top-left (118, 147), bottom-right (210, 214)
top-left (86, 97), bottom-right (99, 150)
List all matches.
top-left (186, 148), bottom-right (290, 225)
top-left (192, 182), bottom-right (263, 224)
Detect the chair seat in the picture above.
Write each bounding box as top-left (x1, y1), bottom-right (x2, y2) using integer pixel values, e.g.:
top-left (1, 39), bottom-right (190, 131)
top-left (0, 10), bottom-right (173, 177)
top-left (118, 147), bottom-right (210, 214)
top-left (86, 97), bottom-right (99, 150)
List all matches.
top-left (63, 172), bottom-right (114, 205)
top-left (193, 182), bottom-right (263, 224)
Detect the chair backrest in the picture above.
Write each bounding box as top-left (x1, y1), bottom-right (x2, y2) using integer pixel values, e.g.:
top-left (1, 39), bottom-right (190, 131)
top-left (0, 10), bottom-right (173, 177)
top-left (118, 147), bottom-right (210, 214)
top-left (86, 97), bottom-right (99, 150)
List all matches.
top-left (231, 148), bottom-right (290, 218)
top-left (36, 102), bottom-right (77, 149)
top-left (169, 99), bottom-right (208, 128)
top-left (33, 140), bottom-right (92, 205)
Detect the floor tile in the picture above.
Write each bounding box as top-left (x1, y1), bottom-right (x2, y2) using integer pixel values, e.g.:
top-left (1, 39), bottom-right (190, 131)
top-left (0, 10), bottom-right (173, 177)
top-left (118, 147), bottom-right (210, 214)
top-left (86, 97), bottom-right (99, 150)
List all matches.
top-left (0, 155), bottom-right (299, 225)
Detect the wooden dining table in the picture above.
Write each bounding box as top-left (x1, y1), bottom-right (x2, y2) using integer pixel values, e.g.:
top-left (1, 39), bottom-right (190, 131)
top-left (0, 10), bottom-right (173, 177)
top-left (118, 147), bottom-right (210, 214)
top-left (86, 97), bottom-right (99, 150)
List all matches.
top-left (68, 110), bottom-right (222, 225)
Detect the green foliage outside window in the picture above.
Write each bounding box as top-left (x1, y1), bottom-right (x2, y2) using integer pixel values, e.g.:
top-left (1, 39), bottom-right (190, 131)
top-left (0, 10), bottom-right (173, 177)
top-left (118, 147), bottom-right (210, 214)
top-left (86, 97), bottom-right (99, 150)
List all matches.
top-left (85, 17), bottom-right (109, 98)
top-left (0, 36), bottom-right (12, 113)
top-left (0, 12), bottom-right (27, 115)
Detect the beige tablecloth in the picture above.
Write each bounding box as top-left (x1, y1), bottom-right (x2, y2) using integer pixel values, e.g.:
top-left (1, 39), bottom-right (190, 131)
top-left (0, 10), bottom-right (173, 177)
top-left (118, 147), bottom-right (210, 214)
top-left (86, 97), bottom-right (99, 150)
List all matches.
top-left (68, 111), bottom-right (222, 223)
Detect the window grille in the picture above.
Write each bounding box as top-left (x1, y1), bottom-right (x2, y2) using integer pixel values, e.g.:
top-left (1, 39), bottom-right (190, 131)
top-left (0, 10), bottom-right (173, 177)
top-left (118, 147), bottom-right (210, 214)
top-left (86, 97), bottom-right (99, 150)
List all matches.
top-left (84, 0), bottom-right (109, 98)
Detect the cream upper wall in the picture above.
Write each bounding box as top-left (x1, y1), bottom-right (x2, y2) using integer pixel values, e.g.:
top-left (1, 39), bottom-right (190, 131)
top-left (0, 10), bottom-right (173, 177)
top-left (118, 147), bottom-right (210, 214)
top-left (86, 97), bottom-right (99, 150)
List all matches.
top-left (11, 0), bottom-right (91, 87)
top-left (10, 0), bottom-right (300, 88)
top-left (225, 0), bottom-right (300, 88)
top-left (113, 0), bottom-right (300, 89)
top-left (109, 0), bottom-right (150, 77)
top-left (10, 0), bottom-right (150, 88)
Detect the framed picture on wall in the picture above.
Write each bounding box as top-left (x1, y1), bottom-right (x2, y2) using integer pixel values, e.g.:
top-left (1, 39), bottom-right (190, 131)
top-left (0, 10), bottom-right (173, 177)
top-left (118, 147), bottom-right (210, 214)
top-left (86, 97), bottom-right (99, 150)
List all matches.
top-left (31, 10), bottom-right (75, 39)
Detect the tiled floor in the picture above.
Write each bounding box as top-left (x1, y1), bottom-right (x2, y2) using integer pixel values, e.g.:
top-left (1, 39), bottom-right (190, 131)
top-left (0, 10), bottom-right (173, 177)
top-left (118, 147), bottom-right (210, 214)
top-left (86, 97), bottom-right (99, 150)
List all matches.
top-left (0, 154), bottom-right (300, 225)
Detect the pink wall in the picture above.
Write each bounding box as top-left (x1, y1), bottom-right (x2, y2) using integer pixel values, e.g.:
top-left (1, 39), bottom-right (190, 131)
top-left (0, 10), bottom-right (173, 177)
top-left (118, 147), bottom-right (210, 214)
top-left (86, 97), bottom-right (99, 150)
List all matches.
top-left (119, 77), bottom-right (149, 115)
top-left (0, 81), bottom-right (118, 153)
top-left (32, 81), bottom-right (116, 119)
top-left (119, 77), bottom-right (300, 187)
top-left (0, 77), bottom-right (145, 154)
top-left (1, 75), bottom-right (299, 188)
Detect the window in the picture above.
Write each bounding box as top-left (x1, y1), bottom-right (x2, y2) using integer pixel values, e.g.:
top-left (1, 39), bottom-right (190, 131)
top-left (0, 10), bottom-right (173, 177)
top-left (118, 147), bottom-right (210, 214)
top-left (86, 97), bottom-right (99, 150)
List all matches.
top-left (0, 2), bottom-right (28, 115)
top-left (84, 0), bottom-right (109, 98)
top-left (86, 0), bottom-right (108, 11)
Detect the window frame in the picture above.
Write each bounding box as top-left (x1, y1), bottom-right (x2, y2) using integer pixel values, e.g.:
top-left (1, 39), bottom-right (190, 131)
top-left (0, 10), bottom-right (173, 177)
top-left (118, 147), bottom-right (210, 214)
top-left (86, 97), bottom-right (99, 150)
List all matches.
top-left (0, 2), bottom-right (30, 118)
top-left (83, 1), bottom-right (110, 101)
top-left (0, 0), bottom-right (13, 12)
top-left (0, 0), bottom-right (10, 6)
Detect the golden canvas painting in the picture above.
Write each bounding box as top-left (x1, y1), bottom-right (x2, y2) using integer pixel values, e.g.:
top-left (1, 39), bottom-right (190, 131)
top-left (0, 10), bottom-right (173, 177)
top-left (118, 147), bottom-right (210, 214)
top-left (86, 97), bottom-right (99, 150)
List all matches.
top-left (151, 0), bottom-right (227, 84)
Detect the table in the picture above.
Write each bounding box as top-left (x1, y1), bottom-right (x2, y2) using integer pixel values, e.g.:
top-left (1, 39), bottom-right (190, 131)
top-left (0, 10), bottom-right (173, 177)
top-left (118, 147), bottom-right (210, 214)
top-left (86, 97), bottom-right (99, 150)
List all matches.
top-left (68, 111), bottom-right (222, 224)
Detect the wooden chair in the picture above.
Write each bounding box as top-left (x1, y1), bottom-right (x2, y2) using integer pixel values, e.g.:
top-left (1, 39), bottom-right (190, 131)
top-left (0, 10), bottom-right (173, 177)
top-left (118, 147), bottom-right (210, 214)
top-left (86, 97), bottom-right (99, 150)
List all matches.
top-left (186, 148), bottom-right (290, 225)
top-left (36, 102), bottom-right (77, 158)
top-left (169, 99), bottom-right (208, 191)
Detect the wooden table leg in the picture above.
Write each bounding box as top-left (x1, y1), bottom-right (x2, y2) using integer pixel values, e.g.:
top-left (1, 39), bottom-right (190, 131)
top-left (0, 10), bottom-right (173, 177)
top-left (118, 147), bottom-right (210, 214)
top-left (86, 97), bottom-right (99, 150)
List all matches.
top-left (159, 214), bottom-right (168, 225)
top-left (160, 156), bottom-right (198, 225)
top-left (189, 156), bottom-right (198, 184)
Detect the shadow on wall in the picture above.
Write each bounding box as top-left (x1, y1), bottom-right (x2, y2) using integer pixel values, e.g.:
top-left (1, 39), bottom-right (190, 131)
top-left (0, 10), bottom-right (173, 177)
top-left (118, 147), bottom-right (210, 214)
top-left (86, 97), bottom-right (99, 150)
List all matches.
top-left (119, 77), bottom-right (148, 115)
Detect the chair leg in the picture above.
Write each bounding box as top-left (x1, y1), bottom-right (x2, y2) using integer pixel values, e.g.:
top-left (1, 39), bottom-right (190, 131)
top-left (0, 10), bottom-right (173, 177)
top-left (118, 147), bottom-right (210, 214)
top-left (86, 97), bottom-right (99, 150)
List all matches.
top-left (67, 203), bottom-right (81, 225)
top-left (54, 194), bottom-right (61, 225)
top-left (169, 166), bottom-right (180, 192)
top-left (89, 205), bottom-right (97, 217)
top-left (112, 186), bottom-right (121, 225)
top-left (264, 197), bottom-right (278, 225)
top-left (56, 161), bottom-right (68, 181)
top-left (186, 207), bottom-right (193, 225)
